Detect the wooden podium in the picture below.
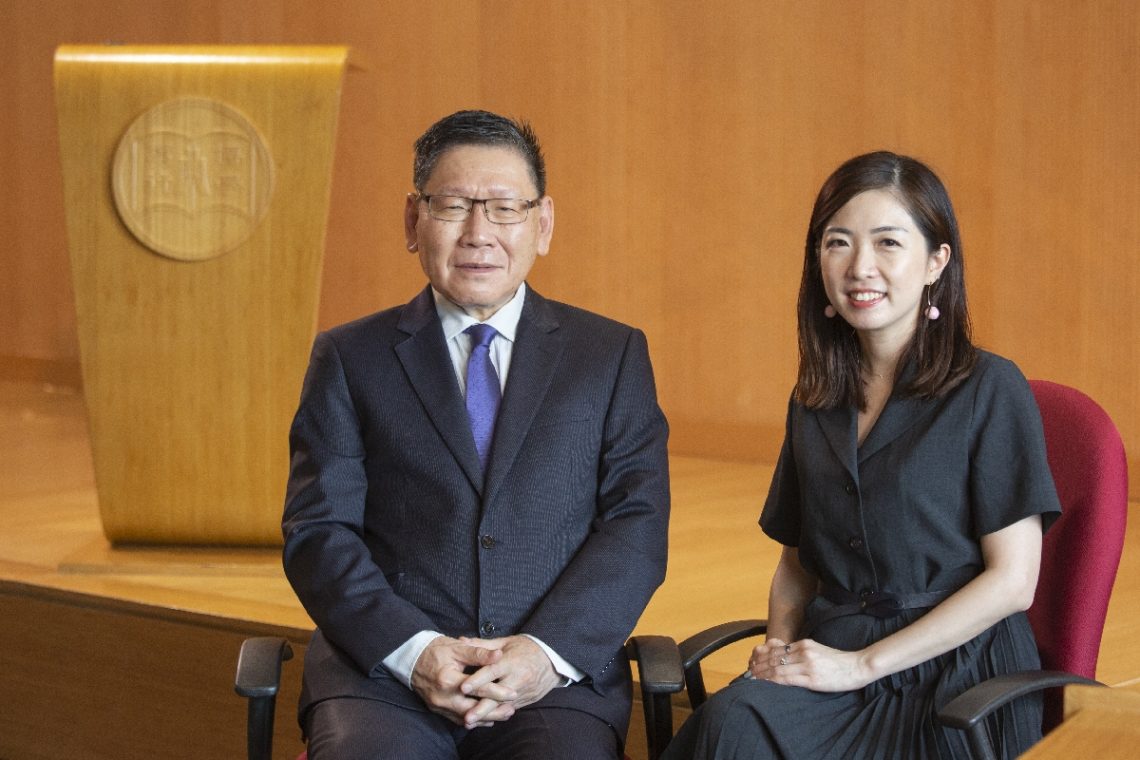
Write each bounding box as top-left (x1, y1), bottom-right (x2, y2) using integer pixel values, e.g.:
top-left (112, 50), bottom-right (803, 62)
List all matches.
top-left (54, 46), bottom-right (349, 545)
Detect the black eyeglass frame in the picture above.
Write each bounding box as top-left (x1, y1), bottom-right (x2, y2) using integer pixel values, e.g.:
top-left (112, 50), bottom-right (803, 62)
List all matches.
top-left (416, 194), bottom-right (541, 224)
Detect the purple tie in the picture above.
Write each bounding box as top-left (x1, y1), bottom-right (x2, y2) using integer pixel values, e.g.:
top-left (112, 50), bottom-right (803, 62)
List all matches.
top-left (464, 324), bottom-right (501, 469)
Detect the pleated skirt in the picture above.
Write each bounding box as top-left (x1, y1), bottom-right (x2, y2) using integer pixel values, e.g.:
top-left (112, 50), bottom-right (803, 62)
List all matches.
top-left (660, 611), bottom-right (1043, 760)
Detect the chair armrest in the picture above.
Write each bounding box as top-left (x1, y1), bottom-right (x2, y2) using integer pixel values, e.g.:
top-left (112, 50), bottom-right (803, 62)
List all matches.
top-left (677, 619), bottom-right (767, 670)
top-left (675, 619), bottom-right (767, 710)
top-left (235, 637), bottom-right (295, 760)
top-left (938, 670), bottom-right (1103, 730)
top-left (627, 635), bottom-right (685, 760)
top-left (937, 670), bottom-right (1103, 760)
top-left (628, 634), bottom-right (685, 693)
top-left (235, 636), bottom-right (294, 698)
top-left (627, 623), bottom-right (766, 759)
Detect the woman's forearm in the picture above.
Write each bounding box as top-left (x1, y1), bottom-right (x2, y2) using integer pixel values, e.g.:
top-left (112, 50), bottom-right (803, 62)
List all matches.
top-left (859, 516), bottom-right (1042, 681)
top-left (766, 546), bottom-right (818, 642)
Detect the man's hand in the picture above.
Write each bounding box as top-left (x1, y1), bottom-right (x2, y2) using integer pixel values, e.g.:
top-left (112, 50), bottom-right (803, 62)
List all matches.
top-left (410, 636), bottom-right (512, 728)
top-left (457, 635), bottom-right (564, 727)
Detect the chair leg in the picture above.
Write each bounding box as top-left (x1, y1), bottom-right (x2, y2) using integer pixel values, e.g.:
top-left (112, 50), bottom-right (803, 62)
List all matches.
top-left (643, 692), bottom-right (674, 760)
top-left (965, 723), bottom-right (998, 760)
top-left (246, 695), bottom-right (276, 760)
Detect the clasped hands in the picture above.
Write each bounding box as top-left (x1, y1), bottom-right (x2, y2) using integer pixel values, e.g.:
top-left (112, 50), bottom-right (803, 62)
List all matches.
top-left (747, 637), bottom-right (875, 692)
top-left (410, 634), bottom-right (564, 729)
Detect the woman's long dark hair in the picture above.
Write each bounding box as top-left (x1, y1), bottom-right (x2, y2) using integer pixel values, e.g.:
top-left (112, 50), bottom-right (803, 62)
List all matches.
top-left (795, 151), bottom-right (977, 410)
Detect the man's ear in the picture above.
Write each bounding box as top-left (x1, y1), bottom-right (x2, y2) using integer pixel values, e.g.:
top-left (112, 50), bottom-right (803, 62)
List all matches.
top-left (404, 193), bottom-right (420, 252)
top-left (536, 196), bottom-right (554, 256)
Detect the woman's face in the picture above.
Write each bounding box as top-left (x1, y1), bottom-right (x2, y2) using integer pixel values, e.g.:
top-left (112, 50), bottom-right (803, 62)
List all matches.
top-left (819, 189), bottom-right (949, 354)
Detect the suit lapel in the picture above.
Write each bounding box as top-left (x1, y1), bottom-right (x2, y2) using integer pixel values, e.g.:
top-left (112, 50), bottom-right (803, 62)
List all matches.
top-left (483, 288), bottom-right (563, 506)
top-left (394, 287), bottom-right (485, 491)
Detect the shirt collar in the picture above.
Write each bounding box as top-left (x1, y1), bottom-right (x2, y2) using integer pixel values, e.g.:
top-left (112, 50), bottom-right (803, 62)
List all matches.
top-left (432, 282), bottom-right (526, 343)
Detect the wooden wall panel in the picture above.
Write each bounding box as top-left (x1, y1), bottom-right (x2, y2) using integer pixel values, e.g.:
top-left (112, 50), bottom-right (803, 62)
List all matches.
top-left (2, 0), bottom-right (1138, 491)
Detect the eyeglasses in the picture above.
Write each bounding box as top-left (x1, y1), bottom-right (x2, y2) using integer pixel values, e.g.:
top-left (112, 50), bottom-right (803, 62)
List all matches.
top-left (418, 194), bottom-right (540, 224)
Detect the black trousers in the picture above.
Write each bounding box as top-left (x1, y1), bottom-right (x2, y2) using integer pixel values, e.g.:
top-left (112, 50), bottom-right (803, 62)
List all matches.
top-left (305, 695), bottom-right (622, 760)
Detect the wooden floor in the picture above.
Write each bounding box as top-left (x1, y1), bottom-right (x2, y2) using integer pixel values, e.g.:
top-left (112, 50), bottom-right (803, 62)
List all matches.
top-left (2, 379), bottom-right (1138, 758)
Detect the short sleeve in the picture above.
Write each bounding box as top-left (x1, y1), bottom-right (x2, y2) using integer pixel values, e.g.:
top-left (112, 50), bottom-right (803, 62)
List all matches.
top-left (968, 356), bottom-right (1062, 537)
top-left (760, 396), bottom-right (802, 546)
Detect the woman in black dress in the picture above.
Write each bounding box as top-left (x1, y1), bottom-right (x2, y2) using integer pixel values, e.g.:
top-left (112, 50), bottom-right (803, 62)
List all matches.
top-left (662, 152), bottom-right (1061, 759)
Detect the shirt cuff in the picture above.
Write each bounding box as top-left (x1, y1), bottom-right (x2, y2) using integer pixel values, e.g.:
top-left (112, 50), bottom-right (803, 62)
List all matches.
top-left (522, 634), bottom-right (585, 685)
top-left (381, 630), bottom-right (442, 689)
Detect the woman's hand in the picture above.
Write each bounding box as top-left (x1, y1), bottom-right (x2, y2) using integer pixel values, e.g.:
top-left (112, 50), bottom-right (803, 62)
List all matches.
top-left (748, 637), bottom-right (875, 692)
top-left (748, 518), bottom-right (1044, 694)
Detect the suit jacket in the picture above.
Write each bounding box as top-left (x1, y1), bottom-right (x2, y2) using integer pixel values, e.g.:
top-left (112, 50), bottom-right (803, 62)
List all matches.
top-left (282, 285), bottom-right (670, 736)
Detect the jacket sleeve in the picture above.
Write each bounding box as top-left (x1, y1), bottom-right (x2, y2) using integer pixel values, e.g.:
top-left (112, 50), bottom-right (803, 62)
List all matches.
top-left (519, 328), bottom-right (671, 686)
top-left (281, 331), bottom-right (437, 676)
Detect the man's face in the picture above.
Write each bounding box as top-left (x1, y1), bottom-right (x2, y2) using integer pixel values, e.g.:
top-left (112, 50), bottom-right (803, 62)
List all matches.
top-left (404, 144), bottom-right (554, 321)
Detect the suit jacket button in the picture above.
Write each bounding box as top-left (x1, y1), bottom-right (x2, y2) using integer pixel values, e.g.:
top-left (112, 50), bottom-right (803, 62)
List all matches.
top-left (844, 481), bottom-right (856, 495)
top-left (480, 534), bottom-right (495, 549)
top-left (480, 621), bottom-right (496, 636)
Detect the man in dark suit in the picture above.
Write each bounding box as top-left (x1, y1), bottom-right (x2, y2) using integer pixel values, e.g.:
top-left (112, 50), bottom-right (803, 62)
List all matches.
top-left (282, 110), bottom-right (670, 759)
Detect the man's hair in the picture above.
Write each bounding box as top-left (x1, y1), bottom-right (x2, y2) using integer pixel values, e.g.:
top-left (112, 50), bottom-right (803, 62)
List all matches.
top-left (795, 151), bottom-right (978, 410)
top-left (413, 110), bottom-right (546, 197)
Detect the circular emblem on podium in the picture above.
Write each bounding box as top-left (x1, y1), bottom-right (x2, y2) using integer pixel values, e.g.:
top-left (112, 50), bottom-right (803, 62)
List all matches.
top-left (111, 97), bottom-right (274, 261)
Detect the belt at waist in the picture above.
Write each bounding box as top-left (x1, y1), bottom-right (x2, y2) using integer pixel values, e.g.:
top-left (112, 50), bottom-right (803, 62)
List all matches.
top-left (802, 586), bottom-right (953, 639)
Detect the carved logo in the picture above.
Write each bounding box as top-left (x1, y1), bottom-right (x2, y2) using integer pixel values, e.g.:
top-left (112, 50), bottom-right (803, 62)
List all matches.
top-left (112, 97), bottom-right (274, 261)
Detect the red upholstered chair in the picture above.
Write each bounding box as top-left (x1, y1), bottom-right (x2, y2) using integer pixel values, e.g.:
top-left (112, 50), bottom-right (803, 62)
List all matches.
top-left (629, 380), bottom-right (1128, 760)
top-left (937, 379), bottom-right (1128, 757)
top-left (1025, 381), bottom-right (1128, 683)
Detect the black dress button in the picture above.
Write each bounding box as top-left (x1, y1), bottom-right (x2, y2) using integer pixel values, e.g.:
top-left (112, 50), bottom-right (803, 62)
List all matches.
top-left (849, 537), bottom-right (864, 550)
top-left (844, 482), bottom-right (856, 495)
top-left (480, 534), bottom-right (495, 549)
top-left (480, 621), bottom-right (496, 636)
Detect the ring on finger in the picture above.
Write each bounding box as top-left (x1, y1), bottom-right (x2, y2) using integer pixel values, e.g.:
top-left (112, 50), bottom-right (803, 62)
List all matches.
top-left (779, 656), bottom-right (789, 666)
top-left (784, 643), bottom-right (792, 654)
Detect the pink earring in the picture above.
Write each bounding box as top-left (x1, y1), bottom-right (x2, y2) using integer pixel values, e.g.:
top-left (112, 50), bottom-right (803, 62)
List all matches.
top-left (925, 284), bottom-right (940, 320)
top-left (824, 304), bottom-right (837, 318)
